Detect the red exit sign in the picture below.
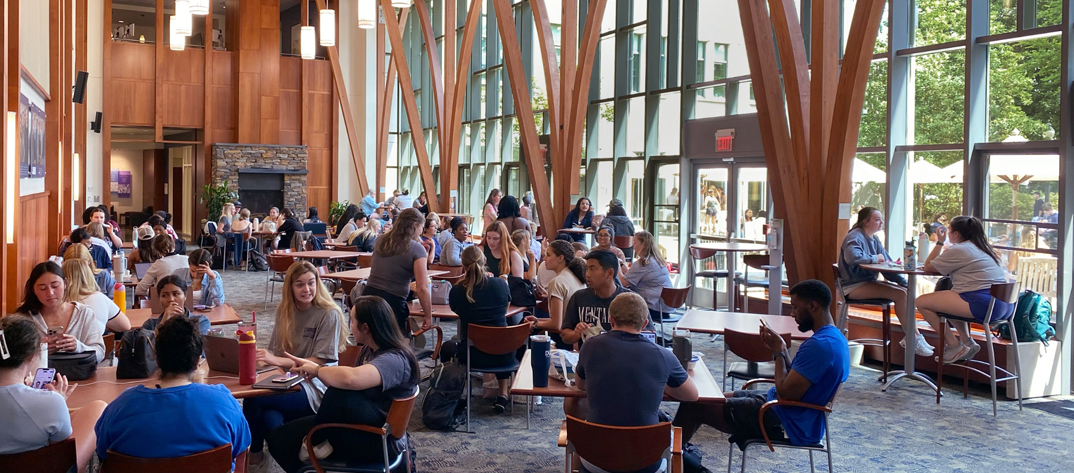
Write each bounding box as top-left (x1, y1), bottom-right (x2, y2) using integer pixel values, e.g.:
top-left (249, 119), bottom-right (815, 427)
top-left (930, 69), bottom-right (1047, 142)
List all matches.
top-left (716, 129), bottom-right (735, 152)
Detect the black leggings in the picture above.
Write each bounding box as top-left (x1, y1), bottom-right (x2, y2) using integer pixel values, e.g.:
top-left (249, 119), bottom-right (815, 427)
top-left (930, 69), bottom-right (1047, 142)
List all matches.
top-left (361, 286), bottom-right (411, 337)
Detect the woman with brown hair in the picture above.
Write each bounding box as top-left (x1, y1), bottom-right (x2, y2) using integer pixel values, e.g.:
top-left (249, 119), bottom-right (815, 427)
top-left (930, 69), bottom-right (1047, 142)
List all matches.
top-left (134, 234), bottom-right (188, 296)
top-left (483, 189), bottom-right (502, 232)
top-left (482, 221), bottom-right (524, 278)
top-left (618, 231), bottom-right (674, 321)
top-left (525, 240), bottom-right (586, 346)
top-left (363, 208), bottom-right (434, 334)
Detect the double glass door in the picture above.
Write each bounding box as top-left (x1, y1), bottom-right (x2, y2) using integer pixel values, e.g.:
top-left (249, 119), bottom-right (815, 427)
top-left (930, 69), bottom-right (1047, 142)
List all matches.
top-left (695, 161), bottom-right (771, 242)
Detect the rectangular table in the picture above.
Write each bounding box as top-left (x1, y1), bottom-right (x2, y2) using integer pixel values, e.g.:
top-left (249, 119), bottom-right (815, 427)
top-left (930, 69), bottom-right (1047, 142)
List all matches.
top-left (125, 304), bottom-right (244, 328)
top-left (289, 250), bottom-right (369, 260)
top-left (406, 301), bottom-right (529, 321)
top-left (674, 309), bottom-right (811, 340)
top-left (325, 268), bottom-right (449, 282)
top-left (511, 349), bottom-right (724, 403)
top-left (689, 242), bottom-right (770, 312)
top-left (66, 366), bottom-right (287, 410)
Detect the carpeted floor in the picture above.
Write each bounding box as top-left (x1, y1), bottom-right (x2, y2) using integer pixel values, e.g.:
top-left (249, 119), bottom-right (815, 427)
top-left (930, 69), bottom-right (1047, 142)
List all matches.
top-left (213, 266), bottom-right (1074, 472)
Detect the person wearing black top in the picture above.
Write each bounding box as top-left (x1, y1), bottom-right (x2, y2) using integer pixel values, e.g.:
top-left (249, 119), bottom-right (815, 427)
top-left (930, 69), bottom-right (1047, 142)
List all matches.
top-left (304, 207), bottom-right (322, 224)
top-left (561, 197), bottom-right (594, 242)
top-left (266, 296), bottom-right (421, 473)
top-left (449, 246), bottom-right (525, 413)
top-left (414, 191), bottom-right (430, 215)
top-left (276, 208), bottom-right (305, 250)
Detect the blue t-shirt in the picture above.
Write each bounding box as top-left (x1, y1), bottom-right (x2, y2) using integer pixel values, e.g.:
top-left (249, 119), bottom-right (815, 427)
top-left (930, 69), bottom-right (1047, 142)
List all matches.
top-left (767, 324), bottom-right (849, 445)
top-left (95, 383), bottom-right (251, 468)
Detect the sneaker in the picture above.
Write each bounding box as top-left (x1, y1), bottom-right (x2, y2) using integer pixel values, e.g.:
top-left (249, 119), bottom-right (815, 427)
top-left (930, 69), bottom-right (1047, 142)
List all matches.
top-left (493, 396), bottom-right (509, 413)
top-left (940, 344), bottom-right (970, 364)
top-left (247, 453), bottom-right (268, 473)
top-left (960, 343), bottom-right (981, 362)
top-left (900, 333), bottom-right (935, 357)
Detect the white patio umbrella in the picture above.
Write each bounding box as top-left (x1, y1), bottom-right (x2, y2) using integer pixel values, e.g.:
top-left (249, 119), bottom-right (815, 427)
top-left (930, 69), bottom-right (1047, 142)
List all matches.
top-left (910, 159), bottom-right (961, 183)
top-left (852, 158), bottom-right (886, 182)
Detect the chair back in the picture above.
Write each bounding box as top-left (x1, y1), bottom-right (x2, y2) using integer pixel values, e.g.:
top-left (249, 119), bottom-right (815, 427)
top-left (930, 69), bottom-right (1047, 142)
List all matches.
top-left (830, 264), bottom-right (844, 295)
top-left (304, 222), bottom-right (328, 237)
top-left (338, 344), bottom-right (364, 367)
top-left (467, 323), bottom-right (532, 356)
top-left (341, 279), bottom-right (358, 300)
top-left (0, 438), bottom-right (76, 473)
top-left (267, 254), bottom-right (296, 273)
top-left (335, 245), bottom-right (359, 252)
top-left (242, 231), bottom-right (252, 243)
top-left (660, 285), bottom-right (692, 309)
top-left (990, 282), bottom-right (1019, 304)
top-left (725, 328), bottom-right (791, 363)
top-left (613, 235), bottom-right (633, 251)
top-left (742, 254), bottom-right (768, 271)
top-left (688, 245), bottom-right (719, 260)
top-left (103, 332), bottom-right (116, 360)
top-left (356, 254), bottom-right (374, 268)
top-left (429, 264), bottom-right (466, 278)
top-left (384, 389), bottom-right (421, 439)
top-left (565, 415), bottom-right (671, 472)
top-left (100, 444), bottom-right (232, 473)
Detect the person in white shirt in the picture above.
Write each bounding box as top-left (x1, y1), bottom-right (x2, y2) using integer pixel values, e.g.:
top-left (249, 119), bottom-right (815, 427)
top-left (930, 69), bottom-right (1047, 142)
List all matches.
top-left (136, 235), bottom-right (190, 297)
top-left (526, 240), bottom-right (586, 349)
top-left (15, 262), bottom-right (107, 363)
top-left (62, 258), bottom-right (131, 334)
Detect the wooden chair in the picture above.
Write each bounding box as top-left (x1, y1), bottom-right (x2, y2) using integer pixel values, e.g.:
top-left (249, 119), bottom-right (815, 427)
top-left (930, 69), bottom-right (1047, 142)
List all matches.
top-left (264, 254), bottom-right (296, 310)
top-left (341, 279), bottom-right (358, 307)
top-left (0, 438), bottom-right (76, 473)
top-left (428, 264), bottom-right (465, 279)
top-left (657, 285), bottom-right (691, 346)
top-left (100, 444), bottom-right (233, 473)
top-left (561, 415), bottom-right (682, 473)
top-left (722, 328), bottom-right (792, 390)
top-left (103, 332), bottom-right (116, 363)
top-left (408, 317), bottom-right (444, 363)
top-left (298, 389), bottom-right (420, 473)
top-left (936, 282), bottom-right (1023, 416)
top-left (356, 254), bottom-right (374, 269)
top-left (688, 245), bottom-right (737, 311)
top-left (334, 245), bottom-right (360, 270)
top-left (338, 344), bottom-right (364, 368)
top-left (613, 235), bottom-right (634, 261)
top-left (729, 380), bottom-right (838, 473)
top-left (732, 254), bottom-right (774, 312)
top-left (831, 264), bottom-right (893, 383)
top-left (464, 323), bottom-right (532, 432)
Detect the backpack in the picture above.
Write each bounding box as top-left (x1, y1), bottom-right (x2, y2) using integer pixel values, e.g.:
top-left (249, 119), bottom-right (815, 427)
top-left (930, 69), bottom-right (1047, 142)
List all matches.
top-left (507, 275), bottom-right (537, 307)
top-left (420, 362), bottom-right (467, 431)
top-left (116, 328), bottom-right (158, 379)
top-left (997, 290), bottom-right (1055, 345)
top-left (248, 250), bottom-right (269, 272)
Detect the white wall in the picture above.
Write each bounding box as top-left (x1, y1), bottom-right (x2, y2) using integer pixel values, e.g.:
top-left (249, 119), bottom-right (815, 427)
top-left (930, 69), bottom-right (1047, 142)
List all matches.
top-left (109, 149), bottom-right (143, 213)
top-left (84, 0), bottom-right (105, 206)
top-left (20, 0), bottom-right (50, 91)
top-left (335, 0), bottom-right (377, 204)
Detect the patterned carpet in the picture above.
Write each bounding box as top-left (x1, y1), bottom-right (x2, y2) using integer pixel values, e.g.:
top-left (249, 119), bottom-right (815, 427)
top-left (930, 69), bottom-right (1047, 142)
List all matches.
top-left (212, 266), bottom-right (1074, 472)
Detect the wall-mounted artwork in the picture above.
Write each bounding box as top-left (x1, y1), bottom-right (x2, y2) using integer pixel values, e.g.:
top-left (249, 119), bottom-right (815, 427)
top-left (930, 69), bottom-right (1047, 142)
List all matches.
top-left (111, 170), bottom-right (132, 198)
top-left (18, 78), bottom-right (46, 196)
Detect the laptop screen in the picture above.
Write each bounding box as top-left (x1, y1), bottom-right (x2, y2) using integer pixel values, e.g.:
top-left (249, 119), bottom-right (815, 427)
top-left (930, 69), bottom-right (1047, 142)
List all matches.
top-left (134, 262), bottom-right (152, 280)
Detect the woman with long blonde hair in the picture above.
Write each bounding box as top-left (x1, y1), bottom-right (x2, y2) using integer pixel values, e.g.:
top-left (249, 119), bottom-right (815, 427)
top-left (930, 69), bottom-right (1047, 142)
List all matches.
top-left (244, 260), bottom-right (350, 470)
top-left (62, 258), bottom-right (130, 333)
top-left (619, 230), bottom-right (674, 321)
top-left (347, 217), bottom-right (381, 252)
top-left (482, 221), bottom-right (523, 278)
top-left (363, 207), bottom-right (433, 335)
top-left (64, 242), bottom-right (117, 298)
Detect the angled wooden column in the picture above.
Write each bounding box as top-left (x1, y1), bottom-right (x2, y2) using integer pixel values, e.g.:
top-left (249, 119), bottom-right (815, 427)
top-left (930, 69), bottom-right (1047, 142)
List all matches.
top-left (765, 0), bottom-right (811, 203)
top-left (1, 0), bottom-right (13, 312)
top-left (529, 0), bottom-right (561, 166)
top-left (413, 0), bottom-right (446, 160)
top-left (440, 0), bottom-right (455, 211)
top-left (808, 0), bottom-right (839, 190)
top-left (377, 7), bottom-right (410, 202)
top-left (442, 0), bottom-right (481, 211)
top-left (562, 0), bottom-right (609, 218)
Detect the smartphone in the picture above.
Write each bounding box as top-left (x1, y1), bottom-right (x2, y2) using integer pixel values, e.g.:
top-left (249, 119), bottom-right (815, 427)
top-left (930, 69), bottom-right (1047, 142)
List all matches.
top-left (759, 317), bottom-right (772, 331)
top-left (273, 372), bottom-right (300, 383)
top-left (193, 304), bottom-right (208, 311)
top-left (46, 326), bottom-right (65, 337)
top-left (31, 368), bottom-right (56, 390)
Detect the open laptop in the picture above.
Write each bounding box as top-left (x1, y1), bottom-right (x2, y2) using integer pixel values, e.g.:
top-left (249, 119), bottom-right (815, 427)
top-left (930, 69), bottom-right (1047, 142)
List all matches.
top-left (134, 262), bottom-right (152, 281)
top-left (203, 335), bottom-right (276, 375)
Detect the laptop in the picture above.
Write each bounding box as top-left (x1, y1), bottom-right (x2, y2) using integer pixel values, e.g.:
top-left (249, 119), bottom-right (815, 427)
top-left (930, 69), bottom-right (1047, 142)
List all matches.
top-left (134, 262), bottom-right (152, 281)
top-left (148, 284), bottom-right (196, 314)
top-left (203, 335), bottom-right (276, 375)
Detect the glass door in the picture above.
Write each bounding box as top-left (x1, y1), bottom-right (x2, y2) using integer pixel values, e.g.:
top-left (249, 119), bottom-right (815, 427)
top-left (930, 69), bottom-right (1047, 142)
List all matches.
top-left (734, 165), bottom-right (771, 242)
top-left (652, 162), bottom-right (680, 268)
top-left (696, 166), bottom-right (730, 239)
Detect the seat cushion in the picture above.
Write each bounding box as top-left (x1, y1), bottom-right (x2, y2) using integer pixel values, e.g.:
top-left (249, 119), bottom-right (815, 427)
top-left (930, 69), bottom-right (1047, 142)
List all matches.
top-left (296, 449), bottom-right (407, 473)
top-left (733, 277), bottom-right (770, 287)
top-left (696, 270), bottom-right (731, 278)
top-left (727, 361), bottom-right (776, 381)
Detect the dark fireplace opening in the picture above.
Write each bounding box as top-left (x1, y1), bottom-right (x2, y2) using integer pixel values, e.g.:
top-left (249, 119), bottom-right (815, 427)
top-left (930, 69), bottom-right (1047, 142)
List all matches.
top-left (238, 172), bottom-right (284, 218)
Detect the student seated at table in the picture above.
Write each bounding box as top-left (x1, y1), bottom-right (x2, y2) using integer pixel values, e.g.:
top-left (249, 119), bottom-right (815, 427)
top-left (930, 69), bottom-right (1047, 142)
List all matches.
top-left (574, 292), bottom-right (698, 472)
top-left (141, 276), bottom-right (211, 334)
top-left (618, 231), bottom-right (674, 322)
top-left (15, 262), bottom-right (106, 363)
top-left (266, 296), bottom-right (421, 473)
top-left (420, 216), bottom-right (442, 263)
top-left (592, 226), bottom-right (626, 261)
top-left (304, 206), bottom-right (323, 224)
top-left (572, 241), bottom-right (589, 259)
top-left (94, 315), bottom-right (251, 469)
top-left (277, 208), bottom-right (306, 250)
top-left (84, 223), bottom-right (116, 267)
top-left (511, 229), bottom-right (538, 280)
top-left (482, 221), bottom-right (524, 278)
top-left (83, 205), bottom-right (122, 250)
top-left (62, 258), bottom-right (130, 334)
top-left (673, 280), bottom-right (849, 451)
top-left (837, 207), bottom-right (926, 355)
top-left (526, 240), bottom-right (586, 349)
top-left (334, 204), bottom-right (362, 243)
top-left (347, 218), bottom-right (381, 252)
top-left (560, 249), bottom-right (653, 347)
top-left (172, 249), bottom-right (225, 307)
top-left (561, 197), bottom-right (595, 242)
top-left (440, 219), bottom-right (471, 267)
top-left (917, 216), bottom-right (1014, 363)
top-left (135, 235), bottom-right (189, 297)
top-left (449, 246), bottom-right (524, 412)
top-left (230, 208), bottom-right (255, 267)
top-left (363, 208), bottom-right (434, 335)
top-left (244, 261), bottom-right (350, 472)
top-left (0, 315), bottom-right (107, 473)
top-left (64, 241), bottom-right (117, 299)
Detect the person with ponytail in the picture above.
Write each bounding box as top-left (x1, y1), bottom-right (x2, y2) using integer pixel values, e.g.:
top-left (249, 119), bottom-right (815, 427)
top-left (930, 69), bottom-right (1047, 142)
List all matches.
top-left (482, 221), bottom-right (524, 278)
top-left (448, 246), bottom-right (521, 413)
top-left (837, 207), bottom-right (928, 356)
top-left (525, 240), bottom-right (586, 349)
top-left (363, 208), bottom-right (434, 335)
top-left (918, 216), bottom-right (1013, 363)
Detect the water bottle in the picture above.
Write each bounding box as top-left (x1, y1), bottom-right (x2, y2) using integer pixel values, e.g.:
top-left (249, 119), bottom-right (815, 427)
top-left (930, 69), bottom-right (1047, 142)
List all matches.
top-left (903, 241), bottom-right (915, 271)
top-left (237, 322), bottom-right (257, 385)
top-left (112, 252), bottom-right (125, 282)
top-left (530, 335), bottom-right (551, 387)
top-left (113, 282), bottom-right (126, 313)
top-left (38, 343), bottom-right (48, 371)
top-left (917, 232), bottom-right (929, 266)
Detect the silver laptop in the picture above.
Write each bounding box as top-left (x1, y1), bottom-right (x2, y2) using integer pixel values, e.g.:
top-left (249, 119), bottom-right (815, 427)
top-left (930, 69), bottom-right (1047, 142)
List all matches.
top-left (134, 262), bottom-right (152, 280)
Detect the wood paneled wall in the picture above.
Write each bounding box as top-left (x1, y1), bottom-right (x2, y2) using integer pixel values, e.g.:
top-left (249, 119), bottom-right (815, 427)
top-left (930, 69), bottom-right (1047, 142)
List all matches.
top-left (160, 49), bottom-right (206, 128)
top-left (110, 42), bottom-right (155, 125)
top-left (16, 193), bottom-right (51, 303)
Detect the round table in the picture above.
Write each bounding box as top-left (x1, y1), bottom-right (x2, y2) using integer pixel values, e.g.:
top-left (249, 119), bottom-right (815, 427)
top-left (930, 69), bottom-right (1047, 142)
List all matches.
top-left (690, 242), bottom-right (769, 311)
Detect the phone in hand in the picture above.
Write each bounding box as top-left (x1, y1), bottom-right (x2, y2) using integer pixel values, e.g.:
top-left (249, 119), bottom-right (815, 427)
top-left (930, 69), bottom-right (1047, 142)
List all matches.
top-left (47, 326), bottom-right (65, 338)
top-left (32, 368), bottom-right (56, 390)
top-left (759, 317), bottom-right (772, 332)
top-left (274, 372), bottom-right (300, 383)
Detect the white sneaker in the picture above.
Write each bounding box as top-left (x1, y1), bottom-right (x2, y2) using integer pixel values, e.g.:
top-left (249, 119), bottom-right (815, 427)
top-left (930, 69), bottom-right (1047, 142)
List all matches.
top-left (960, 343), bottom-right (981, 362)
top-left (900, 333), bottom-right (935, 357)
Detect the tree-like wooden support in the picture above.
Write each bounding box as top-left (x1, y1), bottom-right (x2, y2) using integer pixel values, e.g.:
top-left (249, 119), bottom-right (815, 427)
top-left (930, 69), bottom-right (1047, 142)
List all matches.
top-left (737, 0), bottom-right (887, 286)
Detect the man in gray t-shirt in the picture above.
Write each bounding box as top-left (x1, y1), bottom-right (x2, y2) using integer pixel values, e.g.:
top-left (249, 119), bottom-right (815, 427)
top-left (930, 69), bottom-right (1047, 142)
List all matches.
top-left (561, 250), bottom-right (653, 346)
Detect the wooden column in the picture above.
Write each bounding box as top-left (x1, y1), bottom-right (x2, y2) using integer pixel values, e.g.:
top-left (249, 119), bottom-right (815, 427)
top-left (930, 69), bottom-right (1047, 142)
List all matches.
top-left (46, 0), bottom-right (62, 243)
top-left (75, 0), bottom-right (87, 229)
top-left (441, 0), bottom-right (479, 210)
top-left (235, 0), bottom-right (281, 144)
top-left (101, 0), bottom-right (111, 207)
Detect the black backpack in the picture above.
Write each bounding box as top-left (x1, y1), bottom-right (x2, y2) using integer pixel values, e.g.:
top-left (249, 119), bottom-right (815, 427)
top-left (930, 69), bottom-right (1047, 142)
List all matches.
top-left (421, 362), bottom-right (467, 431)
top-left (248, 250), bottom-right (269, 272)
top-left (116, 328), bottom-right (157, 379)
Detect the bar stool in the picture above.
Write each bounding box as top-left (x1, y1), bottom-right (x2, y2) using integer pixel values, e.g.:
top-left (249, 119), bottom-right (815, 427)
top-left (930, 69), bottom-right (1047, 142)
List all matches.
top-left (935, 282), bottom-right (1022, 416)
top-left (688, 246), bottom-right (738, 311)
top-left (733, 254), bottom-right (773, 312)
top-left (831, 264), bottom-right (893, 383)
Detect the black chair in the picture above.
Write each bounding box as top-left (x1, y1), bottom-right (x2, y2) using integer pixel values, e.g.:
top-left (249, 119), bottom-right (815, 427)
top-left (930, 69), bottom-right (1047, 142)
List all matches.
top-left (831, 264), bottom-right (893, 383)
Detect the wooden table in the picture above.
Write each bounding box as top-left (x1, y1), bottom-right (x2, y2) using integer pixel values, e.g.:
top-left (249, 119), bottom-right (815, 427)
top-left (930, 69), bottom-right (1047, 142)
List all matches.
top-left (674, 309), bottom-right (811, 340)
top-left (860, 263), bottom-right (939, 394)
top-left (325, 268), bottom-right (449, 282)
top-left (66, 366), bottom-right (288, 410)
top-left (124, 304), bottom-right (244, 328)
top-left (120, 241), bottom-right (135, 250)
top-left (289, 250), bottom-right (369, 260)
top-left (406, 301), bottom-right (529, 321)
top-left (689, 242), bottom-right (770, 311)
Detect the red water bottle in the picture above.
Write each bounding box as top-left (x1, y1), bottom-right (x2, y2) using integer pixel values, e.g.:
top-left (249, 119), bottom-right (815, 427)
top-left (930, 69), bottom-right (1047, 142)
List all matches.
top-left (237, 318), bottom-right (257, 385)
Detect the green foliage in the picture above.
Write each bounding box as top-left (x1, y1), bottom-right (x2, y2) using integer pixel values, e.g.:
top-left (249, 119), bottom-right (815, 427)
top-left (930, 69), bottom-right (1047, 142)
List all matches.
top-left (987, 183), bottom-right (1037, 221)
top-left (199, 181), bottom-right (238, 222)
top-left (329, 200), bottom-right (350, 225)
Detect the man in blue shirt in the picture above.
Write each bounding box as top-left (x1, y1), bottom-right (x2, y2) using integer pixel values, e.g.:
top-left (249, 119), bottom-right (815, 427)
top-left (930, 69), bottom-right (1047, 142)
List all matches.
top-left (673, 279), bottom-right (849, 447)
top-left (359, 189), bottom-right (381, 217)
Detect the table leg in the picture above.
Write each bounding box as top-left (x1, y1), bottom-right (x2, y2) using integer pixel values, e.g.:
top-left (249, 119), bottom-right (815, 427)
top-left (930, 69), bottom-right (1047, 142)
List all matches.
top-left (881, 274), bottom-right (939, 394)
top-left (726, 252), bottom-right (736, 312)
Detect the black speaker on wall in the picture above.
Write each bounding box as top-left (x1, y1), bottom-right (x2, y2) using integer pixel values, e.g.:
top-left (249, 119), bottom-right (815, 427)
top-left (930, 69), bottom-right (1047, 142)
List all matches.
top-left (72, 71), bottom-right (89, 103)
top-left (91, 112), bottom-right (102, 133)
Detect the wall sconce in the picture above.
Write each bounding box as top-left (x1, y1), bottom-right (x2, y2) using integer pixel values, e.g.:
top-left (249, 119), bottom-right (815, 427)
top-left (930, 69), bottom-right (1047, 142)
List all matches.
top-left (139, 34), bottom-right (145, 43)
top-left (6, 111), bottom-right (15, 244)
top-left (319, 9), bottom-right (335, 46)
top-left (72, 153), bottom-right (80, 202)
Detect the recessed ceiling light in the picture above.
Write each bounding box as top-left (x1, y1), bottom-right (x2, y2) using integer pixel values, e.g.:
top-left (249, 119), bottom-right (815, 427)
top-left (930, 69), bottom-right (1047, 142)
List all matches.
top-left (118, 20), bottom-right (125, 23)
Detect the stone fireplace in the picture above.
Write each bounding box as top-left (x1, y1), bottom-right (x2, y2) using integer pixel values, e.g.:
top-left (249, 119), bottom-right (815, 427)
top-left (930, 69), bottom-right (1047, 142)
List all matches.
top-left (212, 144), bottom-right (309, 219)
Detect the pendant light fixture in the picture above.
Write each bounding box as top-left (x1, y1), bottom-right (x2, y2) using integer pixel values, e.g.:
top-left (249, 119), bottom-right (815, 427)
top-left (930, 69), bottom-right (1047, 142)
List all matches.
top-left (358, 0), bottom-right (375, 28)
top-left (319, 8), bottom-right (336, 46)
top-left (174, 0), bottom-right (192, 36)
top-left (189, 0), bottom-right (210, 15)
top-left (391, 0), bottom-right (410, 8)
top-left (300, 26), bottom-right (316, 59)
top-left (170, 16), bottom-right (186, 51)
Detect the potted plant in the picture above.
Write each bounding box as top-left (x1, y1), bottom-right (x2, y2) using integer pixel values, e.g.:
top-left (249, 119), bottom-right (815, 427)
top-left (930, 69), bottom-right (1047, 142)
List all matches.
top-left (200, 181), bottom-right (238, 222)
top-left (329, 200), bottom-right (350, 226)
